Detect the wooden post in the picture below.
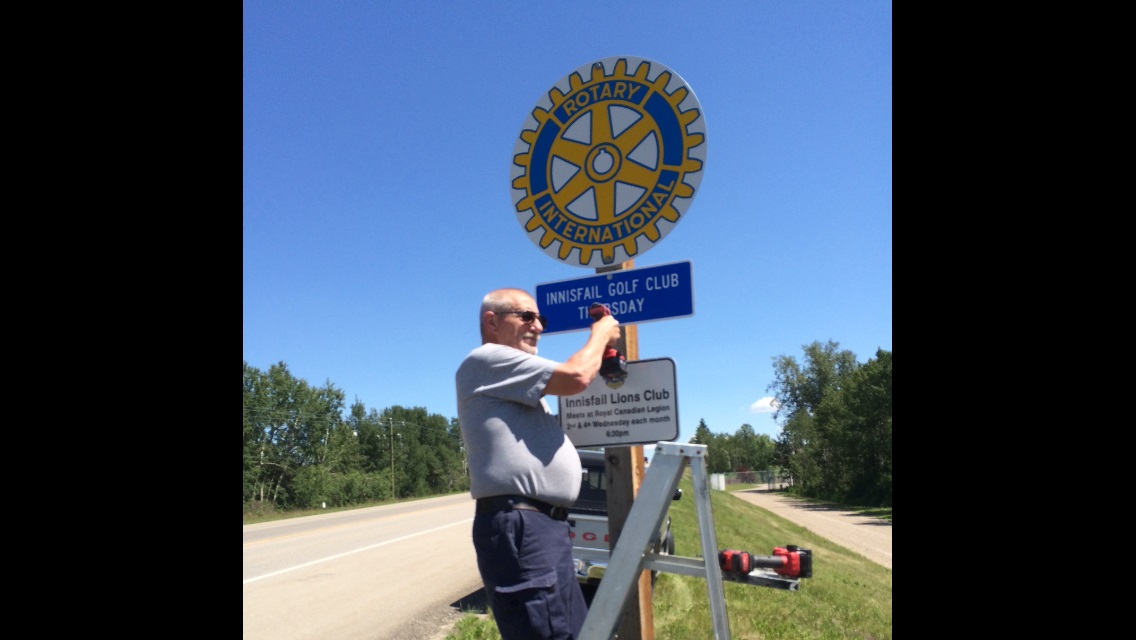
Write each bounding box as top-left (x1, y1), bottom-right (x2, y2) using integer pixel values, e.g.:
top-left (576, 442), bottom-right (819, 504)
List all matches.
top-left (596, 260), bottom-right (653, 640)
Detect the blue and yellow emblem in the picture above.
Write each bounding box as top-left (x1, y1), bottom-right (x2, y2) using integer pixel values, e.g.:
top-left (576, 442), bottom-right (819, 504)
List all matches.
top-left (511, 57), bottom-right (707, 268)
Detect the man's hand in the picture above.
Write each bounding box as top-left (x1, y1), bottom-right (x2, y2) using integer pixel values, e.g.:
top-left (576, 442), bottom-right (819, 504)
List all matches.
top-left (588, 303), bottom-right (621, 347)
top-left (546, 312), bottom-right (622, 396)
top-left (591, 314), bottom-right (620, 347)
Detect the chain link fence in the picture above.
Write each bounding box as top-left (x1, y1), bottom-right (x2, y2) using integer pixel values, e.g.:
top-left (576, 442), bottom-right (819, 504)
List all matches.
top-left (715, 469), bottom-right (793, 490)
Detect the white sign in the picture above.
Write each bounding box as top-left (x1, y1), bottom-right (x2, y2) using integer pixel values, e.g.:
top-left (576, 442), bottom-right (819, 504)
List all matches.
top-left (558, 358), bottom-right (679, 447)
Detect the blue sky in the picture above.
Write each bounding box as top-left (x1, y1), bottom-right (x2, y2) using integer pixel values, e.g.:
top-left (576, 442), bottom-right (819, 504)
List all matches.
top-left (243, 1), bottom-right (892, 444)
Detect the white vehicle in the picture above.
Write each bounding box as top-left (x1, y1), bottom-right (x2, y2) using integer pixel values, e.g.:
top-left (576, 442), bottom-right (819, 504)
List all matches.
top-left (569, 449), bottom-right (679, 596)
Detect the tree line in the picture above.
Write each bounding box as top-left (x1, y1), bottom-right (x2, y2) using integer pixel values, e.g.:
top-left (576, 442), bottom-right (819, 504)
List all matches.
top-left (243, 361), bottom-right (468, 516)
top-left (243, 340), bottom-right (890, 515)
top-left (767, 340), bottom-right (891, 506)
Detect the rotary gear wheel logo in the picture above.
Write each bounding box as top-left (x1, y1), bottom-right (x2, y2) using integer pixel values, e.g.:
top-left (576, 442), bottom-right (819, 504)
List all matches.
top-left (511, 57), bottom-right (707, 268)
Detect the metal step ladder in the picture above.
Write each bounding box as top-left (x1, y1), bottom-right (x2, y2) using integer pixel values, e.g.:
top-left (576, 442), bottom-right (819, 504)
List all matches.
top-left (579, 441), bottom-right (804, 640)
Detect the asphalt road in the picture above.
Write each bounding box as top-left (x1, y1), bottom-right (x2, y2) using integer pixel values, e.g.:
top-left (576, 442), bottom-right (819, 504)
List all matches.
top-left (243, 494), bottom-right (486, 640)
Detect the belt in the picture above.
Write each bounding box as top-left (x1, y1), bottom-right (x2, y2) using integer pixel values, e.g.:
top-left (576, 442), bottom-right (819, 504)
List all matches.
top-left (476, 495), bottom-right (570, 521)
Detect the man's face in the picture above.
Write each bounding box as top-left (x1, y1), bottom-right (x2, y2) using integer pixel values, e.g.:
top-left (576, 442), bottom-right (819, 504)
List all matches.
top-left (491, 294), bottom-right (545, 355)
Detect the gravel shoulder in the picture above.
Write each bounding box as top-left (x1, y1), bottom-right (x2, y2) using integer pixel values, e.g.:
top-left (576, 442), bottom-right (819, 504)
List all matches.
top-left (726, 488), bottom-right (892, 570)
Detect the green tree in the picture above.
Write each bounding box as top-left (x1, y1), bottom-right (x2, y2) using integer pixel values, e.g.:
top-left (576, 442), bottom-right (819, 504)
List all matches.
top-left (733, 426), bottom-right (776, 479)
top-left (243, 361), bottom-right (348, 510)
top-left (245, 361), bottom-right (477, 514)
top-left (817, 349), bottom-right (892, 505)
top-left (732, 424), bottom-right (767, 473)
top-left (243, 363), bottom-right (269, 504)
top-left (689, 419), bottom-right (779, 476)
top-left (690, 419), bottom-right (713, 445)
top-left (377, 405), bottom-right (467, 499)
top-left (690, 419), bottom-right (731, 473)
top-left (768, 341), bottom-right (891, 505)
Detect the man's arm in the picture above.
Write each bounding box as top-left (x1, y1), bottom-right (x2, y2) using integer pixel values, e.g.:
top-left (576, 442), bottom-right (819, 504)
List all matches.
top-left (544, 315), bottom-right (620, 396)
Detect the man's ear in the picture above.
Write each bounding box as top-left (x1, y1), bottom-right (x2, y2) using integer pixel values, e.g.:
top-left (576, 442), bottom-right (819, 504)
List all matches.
top-left (483, 310), bottom-right (496, 334)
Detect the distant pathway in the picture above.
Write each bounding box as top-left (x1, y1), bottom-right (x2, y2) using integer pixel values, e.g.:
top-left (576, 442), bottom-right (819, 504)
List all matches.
top-left (726, 488), bottom-right (892, 570)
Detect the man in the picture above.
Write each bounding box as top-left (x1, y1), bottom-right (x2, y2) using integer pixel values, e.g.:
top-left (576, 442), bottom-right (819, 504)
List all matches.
top-left (455, 287), bottom-right (620, 640)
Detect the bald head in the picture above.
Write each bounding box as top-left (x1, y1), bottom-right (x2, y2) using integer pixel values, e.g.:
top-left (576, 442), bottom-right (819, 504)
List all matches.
top-left (479, 288), bottom-right (544, 354)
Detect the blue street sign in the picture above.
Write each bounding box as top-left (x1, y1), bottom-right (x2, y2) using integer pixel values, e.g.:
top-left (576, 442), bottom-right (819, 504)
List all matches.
top-left (536, 260), bottom-right (694, 334)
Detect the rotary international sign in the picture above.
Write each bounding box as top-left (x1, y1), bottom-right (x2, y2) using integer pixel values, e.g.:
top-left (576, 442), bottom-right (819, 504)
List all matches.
top-left (510, 57), bottom-right (707, 268)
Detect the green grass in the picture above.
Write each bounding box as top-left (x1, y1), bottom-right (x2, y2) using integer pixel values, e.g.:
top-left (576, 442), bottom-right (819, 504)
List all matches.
top-left (726, 483), bottom-right (892, 523)
top-left (244, 499), bottom-right (392, 524)
top-left (242, 492), bottom-right (465, 525)
top-left (446, 471), bottom-right (892, 639)
top-left (446, 613), bottom-right (501, 640)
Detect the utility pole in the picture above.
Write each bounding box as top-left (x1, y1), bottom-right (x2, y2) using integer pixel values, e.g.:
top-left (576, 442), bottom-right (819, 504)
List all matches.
top-left (389, 418), bottom-right (397, 499)
top-left (597, 259), bottom-right (652, 640)
top-left (388, 419), bottom-right (410, 499)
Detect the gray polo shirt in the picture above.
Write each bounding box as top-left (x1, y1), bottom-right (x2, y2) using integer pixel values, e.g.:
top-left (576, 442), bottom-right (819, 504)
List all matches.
top-left (455, 343), bottom-right (582, 507)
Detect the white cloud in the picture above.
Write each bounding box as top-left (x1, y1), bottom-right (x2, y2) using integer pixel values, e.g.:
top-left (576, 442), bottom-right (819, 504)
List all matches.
top-left (749, 396), bottom-right (780, 413)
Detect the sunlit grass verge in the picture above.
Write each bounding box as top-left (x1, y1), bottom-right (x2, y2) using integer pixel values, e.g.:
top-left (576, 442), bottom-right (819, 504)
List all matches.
top-left (447, 611), bottom-right (499, 640)
top-left (242, 498), bottom-right (400, 525)
top-left (242, 490), bottom-right (468, 525)
top-left (726, 484), bottom-right (892, 523)
top-left (446, 470), bottom-right (892, 640)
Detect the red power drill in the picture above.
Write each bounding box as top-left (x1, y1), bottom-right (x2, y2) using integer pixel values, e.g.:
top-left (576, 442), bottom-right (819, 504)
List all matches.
top-left (718, 546), bottom-right (813, 578)
top-left (588, 302), bottom-right (627, 384)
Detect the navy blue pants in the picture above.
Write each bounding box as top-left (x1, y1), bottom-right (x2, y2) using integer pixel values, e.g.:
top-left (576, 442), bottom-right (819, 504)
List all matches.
top-left (472, 508), bottom-right (588, 640)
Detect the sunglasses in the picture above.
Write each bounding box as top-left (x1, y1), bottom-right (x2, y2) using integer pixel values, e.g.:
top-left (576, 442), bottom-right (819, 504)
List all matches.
top-left (501, 309), bottom-right (548, 326)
